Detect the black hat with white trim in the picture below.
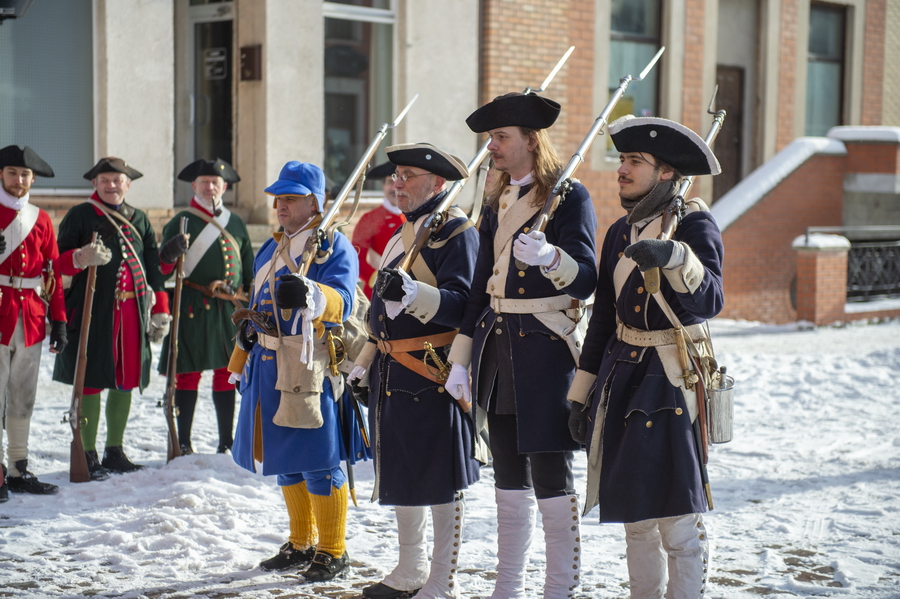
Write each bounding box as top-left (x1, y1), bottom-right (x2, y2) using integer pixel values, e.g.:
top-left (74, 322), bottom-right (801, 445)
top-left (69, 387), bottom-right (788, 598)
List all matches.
top-left (178, 158), bottom-right (241, 183)
top-left (0, 145), bottom-right (54, 177)
top-left (366, 161), bottom-right (396, 180)
top-left (608, 115), bottom-right (721, 176)
top-left (386, 143), bottom-right (469, 181)
top-left (465, 92), bottom-right (561, 133)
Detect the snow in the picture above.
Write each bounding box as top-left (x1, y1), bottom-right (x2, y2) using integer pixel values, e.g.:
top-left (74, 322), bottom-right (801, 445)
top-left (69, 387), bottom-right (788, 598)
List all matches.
top-left (3, 318), bottom-right (900, 598)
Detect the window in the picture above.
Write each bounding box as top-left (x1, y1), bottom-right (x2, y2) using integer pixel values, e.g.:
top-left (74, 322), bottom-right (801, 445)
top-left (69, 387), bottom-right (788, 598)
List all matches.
top-left (609, 0), bottom-right (661, 120)
top-left (323, 1), bottom-right (394, 193)
top-left (805, 4), bottom-right (845, 136)
top-left (0, 0), bottom-right (93, 190)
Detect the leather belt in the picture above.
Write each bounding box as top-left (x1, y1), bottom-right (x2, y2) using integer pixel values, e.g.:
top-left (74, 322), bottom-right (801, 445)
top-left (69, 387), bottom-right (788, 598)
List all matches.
top-left (490, 295), bottom-right (583, 319)
top-left (0, 275), bottom-right (42, 290)
top-left (616, 319), bottom-right (708, 347)
top-left (114, 290), bottom-right (137, 301)
top-left (258, 333), bottom-right (305, 351)
top-left (376, 330), bottom-right (457, 386)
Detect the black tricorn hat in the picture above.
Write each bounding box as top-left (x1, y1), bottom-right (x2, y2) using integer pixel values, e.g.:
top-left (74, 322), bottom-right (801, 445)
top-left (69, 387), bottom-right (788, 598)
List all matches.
top-left (366, 161), bottom-right (396, 180)
top-left (465, 92), bottom-right (561, 133)
top-left (0, 145), bottom-right (54, 177)
top-left (609, 115), bottom-right (721, 177)
top-left (177, 158), bottom-right (241, 184)
top-left (83, 157), bottom-right (143, 181)
top-left (386, 143), bottom-right (469, 181)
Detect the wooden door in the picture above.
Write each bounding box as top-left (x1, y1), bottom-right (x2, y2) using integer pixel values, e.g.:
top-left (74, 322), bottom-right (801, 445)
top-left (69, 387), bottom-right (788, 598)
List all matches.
top-left (714, 65), bottom-right (744, 202)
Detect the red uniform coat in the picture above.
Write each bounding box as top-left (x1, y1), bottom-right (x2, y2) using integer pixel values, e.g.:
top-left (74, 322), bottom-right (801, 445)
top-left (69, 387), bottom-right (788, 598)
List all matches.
top-left (0, 204), bottom-right (66, 347)
top-left (351, 202), bottom-right (405, 298)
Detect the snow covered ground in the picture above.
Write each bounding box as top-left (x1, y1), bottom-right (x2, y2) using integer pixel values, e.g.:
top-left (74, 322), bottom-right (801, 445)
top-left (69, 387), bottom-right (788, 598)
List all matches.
top-left (2, 318), bottom-right (899, 598)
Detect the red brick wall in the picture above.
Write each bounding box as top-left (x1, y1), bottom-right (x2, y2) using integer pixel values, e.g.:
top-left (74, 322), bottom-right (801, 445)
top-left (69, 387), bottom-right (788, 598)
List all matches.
top-left (795, 248), bottom-right (848, 324)
top-left (777, 0), bottom-right (799, 152)
top-left (843, 141), bottom-right (900, 174)
top-left (719, 153), bottom-right (846, 323)
top-left (862, 0), bottom-right (886, 126)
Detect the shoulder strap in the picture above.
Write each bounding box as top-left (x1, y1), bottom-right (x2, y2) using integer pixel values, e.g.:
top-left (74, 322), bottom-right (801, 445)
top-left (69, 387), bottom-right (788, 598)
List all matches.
top-left (0, 204), bottom-right (39, 267)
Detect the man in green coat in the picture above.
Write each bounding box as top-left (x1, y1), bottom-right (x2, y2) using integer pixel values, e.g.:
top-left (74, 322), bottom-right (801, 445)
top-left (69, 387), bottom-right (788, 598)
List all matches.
top-left (54, 157), bottom-right (187, 479)
top-left (158, 158), bottom-right (254, 454)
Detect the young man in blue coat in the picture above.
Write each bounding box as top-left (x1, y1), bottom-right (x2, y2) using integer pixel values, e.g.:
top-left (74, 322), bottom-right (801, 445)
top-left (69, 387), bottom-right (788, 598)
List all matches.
top-left (348, 143), bottom-right (482, 599)
top-left (445, 93), bottom-right (598, 599)
top-left (567, 115), bottom-right (724, 599)
top-left (228, 161), bottom-right (368, 582)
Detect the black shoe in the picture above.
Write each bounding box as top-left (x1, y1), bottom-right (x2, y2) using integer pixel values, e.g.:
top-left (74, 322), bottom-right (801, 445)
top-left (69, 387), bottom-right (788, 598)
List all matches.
top-left (302, 551), bottom-right (349, 582)
top-left (6, 460), bottom-right (59, 495)
top-left (259, 542), bottom-right (316, 572)
top-left (85, 450), bottom-right (110, 481)
top-left (0, 464), bottom-right (8, 503)
top-left (101, 446), bottom-right (144, 474)
top-left (216, 443), bottom-right (232, 454)
top-left (363, 582), bottom-right (420, 598)
top-left (180, 444), bottom-right (194, 456)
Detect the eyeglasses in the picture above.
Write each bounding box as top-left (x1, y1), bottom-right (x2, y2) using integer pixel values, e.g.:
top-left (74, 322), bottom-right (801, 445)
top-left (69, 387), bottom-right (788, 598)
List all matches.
top-left (391, 172), bottom-right (431, 182)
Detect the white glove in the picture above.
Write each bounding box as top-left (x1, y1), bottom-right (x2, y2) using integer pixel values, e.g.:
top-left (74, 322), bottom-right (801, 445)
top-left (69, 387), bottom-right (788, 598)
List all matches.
top-left (445, 362), bottom-right (472, 404)
top-left (73, 240), bottom-right (112, 269)
top-left (348, 364), bottom-right (367, 385)
top-left (147, 312), bottom-right (172, 343)
top-left (513, 230), bottom-right (557, 267)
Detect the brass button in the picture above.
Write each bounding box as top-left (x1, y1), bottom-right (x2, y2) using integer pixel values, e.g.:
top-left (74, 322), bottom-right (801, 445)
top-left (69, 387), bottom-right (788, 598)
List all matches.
top-left (518, 288), bottom-right (525, 294)
top-left (386, 391), bottom-right (392, 396)
top-left (496, 328), bottom-right (502, 335)
top-left (293, 386), bottom-right (301, 392)
top-left (634, 305), bottom-right (641, 313)
top-left (504, 189), bottom-right (511, 195)
top-left (325, 474), bottom-right (331, 480)
top-left (378, 314), bottom-right (384, 321)
top-left (630, 351), bottom-right (637, 358)
top-left (675, 408), bottom-right (683, 415)
top-left (438, 386), bottom-right (445, 393)
top-left (414, 397), bottom-right (419, 402)
top-left (519, 330), bottom-right (525, 337)
top-left (623, 234), bottom-right (628, 241)
top-left (637, 286), bottom-right (644, 294)
top-left (380, 331), bottom-right (386, 338)
top-left (618, 252), bottom-right (624, 258)
top-left (645, 421), bottom-right (653, 428)
top-left (494, 269), bottom-right (499, 275)
top-left (496, 316), bottom-right (503, 323)
top-left (699, 533), bottom-right (705, 540)
top-left (501, 203), bottom-right (507, 209)
top-left (480, 322), bottom-right (485, 328)
top-left (518, 271), bottom-right (525, 277)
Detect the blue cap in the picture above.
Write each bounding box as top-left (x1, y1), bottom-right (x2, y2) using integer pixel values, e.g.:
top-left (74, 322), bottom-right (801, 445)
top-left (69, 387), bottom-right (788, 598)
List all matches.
top-left (265, 161), bottom-right (326, 211)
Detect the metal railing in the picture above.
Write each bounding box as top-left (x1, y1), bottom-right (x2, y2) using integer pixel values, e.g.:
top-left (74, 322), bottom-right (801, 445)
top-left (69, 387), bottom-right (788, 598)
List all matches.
top-left (805, 226), bottom-right (900, 302)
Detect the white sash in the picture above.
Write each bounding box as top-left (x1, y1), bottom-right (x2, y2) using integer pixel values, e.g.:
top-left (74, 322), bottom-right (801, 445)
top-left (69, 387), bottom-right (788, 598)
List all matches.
top-left (0, 204), bottom-right (39, 267)
top-left (182, 207), bottom-right (232, 277)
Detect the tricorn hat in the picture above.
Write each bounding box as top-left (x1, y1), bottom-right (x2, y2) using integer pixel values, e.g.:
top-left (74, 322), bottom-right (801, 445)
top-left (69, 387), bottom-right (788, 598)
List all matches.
top-left (608, 115), bottom-right (721, 176)
top-left (366, 161), bottom-right (396, 181)
top-left (83, 157), bottom-right (143, 181)
top-left (465, 92), bottom-right (561, 133)
top-left (386, 143), bottom-right (469, 181)
top-left (178, 158), bottom-right (240, 184)
top-left (265, 161), bottom-right (326, 212)
top-left (0, 145), bottom-right (54, 177)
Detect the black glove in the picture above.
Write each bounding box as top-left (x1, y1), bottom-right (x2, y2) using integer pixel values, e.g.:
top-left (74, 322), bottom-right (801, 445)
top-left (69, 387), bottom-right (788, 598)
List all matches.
top-left (0, 234), bottom-right (6, 255)
top-left (49, 320), bottom-right (67, 353)
top-left (375, 269), bottom-right (405, 302)
top-left (236, 320), bottom-right (258, 352)
top-left (350, 380), bottom-right (370, 408)
top-left (568, 403), bottom-right (588, 444)
top-left (623, 239), bottom-right (676, 272)
top-left (276, 274), bottom-right (308, 309)
top-left (159, 234), bottom-right (189, 264)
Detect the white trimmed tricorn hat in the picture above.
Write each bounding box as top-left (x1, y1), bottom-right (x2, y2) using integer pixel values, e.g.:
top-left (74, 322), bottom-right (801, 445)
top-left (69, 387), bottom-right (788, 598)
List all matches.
top-left (386, 143), bottom-right (469, 181)
top-left (609, 115), bottom-right (721, 176)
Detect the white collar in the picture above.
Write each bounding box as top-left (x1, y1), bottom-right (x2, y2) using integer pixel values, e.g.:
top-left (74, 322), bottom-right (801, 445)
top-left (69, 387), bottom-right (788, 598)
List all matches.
top-left (0, 186), bottom-right (28, 211)
top-left (193, 194), bottom-right (221, 215)
top-left (510, 172), bottom-right (535, 187)
top-left (382, 198), bottom-right (402, 215)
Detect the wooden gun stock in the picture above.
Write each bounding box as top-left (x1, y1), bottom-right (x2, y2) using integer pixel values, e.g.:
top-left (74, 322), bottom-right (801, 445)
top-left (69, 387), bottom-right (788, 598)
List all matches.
top-left (163, 218), bottom-right (188, 462)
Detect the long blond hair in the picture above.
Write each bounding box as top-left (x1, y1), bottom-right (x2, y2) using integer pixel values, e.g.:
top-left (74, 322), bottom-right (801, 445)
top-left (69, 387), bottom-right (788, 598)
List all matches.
top-left (483, 127), bottom-right (563, 211)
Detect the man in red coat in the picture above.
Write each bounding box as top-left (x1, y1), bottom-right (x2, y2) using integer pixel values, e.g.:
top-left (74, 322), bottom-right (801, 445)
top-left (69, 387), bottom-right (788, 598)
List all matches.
top-left (351, 162), bottom-right (405, 299)
top-left (0, 145), bottom-right (67, 501)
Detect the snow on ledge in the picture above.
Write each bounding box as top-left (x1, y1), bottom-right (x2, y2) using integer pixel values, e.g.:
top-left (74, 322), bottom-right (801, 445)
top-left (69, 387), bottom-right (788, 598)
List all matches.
top-left (827, 126), bottom-right (900, 143)
top-left (845, 297), bottom-right (900, 314)
top-left (791, 233), bottom-right (851, 249)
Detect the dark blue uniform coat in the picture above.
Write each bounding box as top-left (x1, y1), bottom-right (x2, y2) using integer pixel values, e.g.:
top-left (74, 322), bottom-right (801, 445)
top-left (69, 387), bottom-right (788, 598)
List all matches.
top-left (579, 209), bottom-right (724, 523)
top-left (460, 182), bottom-right (597, 453)
top-left (368, 193), bottom-right (482, 506)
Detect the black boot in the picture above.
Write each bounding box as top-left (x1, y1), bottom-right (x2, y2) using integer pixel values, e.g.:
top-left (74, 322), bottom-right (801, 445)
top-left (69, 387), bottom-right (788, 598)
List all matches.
top-left (0, 464), bottom-right (8, 503)
top-left (212, 389), bottom-right (235, 453)
top-left (259, 541), bottom-right (317, 571)
top-left (101, 446), bottom-right (144, 473)
top-left (362, 582), bottom-right (420, 599)
top-left (6, 459), bottom-right (59, 495)
top-left (175, 389), bottom-right (198, 454)
top-left (302, 551), bottom-right (350, 582)
top-left (85, 450), bottom-right (110, 481)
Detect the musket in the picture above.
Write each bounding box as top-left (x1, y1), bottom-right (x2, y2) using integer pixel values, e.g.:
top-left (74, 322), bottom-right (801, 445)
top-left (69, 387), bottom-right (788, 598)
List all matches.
top-left (645, 86), bottom-right (727, 294)
top-left (63, 232), bottom-right (99, 483)
top-left (519, 46), bottom-right (665, 258)
top-left (278, 94), bottom-right (419, 322)
top-left (163, 217), bottom-right (189, 462)
top-left (395, 46), bottom-right (576, 274)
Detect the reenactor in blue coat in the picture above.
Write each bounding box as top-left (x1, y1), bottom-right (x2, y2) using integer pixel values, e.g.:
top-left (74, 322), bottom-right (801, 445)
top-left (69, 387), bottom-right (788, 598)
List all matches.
top-left (445, 94), bottom-right (598, 599)
top-left (567, 115), bottom-right (724, 599)
top-left (227, 162), bottom-right (368, 582)
top-left (348, 143), bottom-right (482, 599)
top-left (158, 158), bottom-right (254, 455)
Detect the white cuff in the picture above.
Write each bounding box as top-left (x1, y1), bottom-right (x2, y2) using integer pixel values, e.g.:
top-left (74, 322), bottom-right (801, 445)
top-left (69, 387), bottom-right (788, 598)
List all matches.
top-left (405, 281), bottom-right (441, 323)
top-left (541, 247), bottom-right (579, 290)
top-left (447, 334), bottom-right (473, 368)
